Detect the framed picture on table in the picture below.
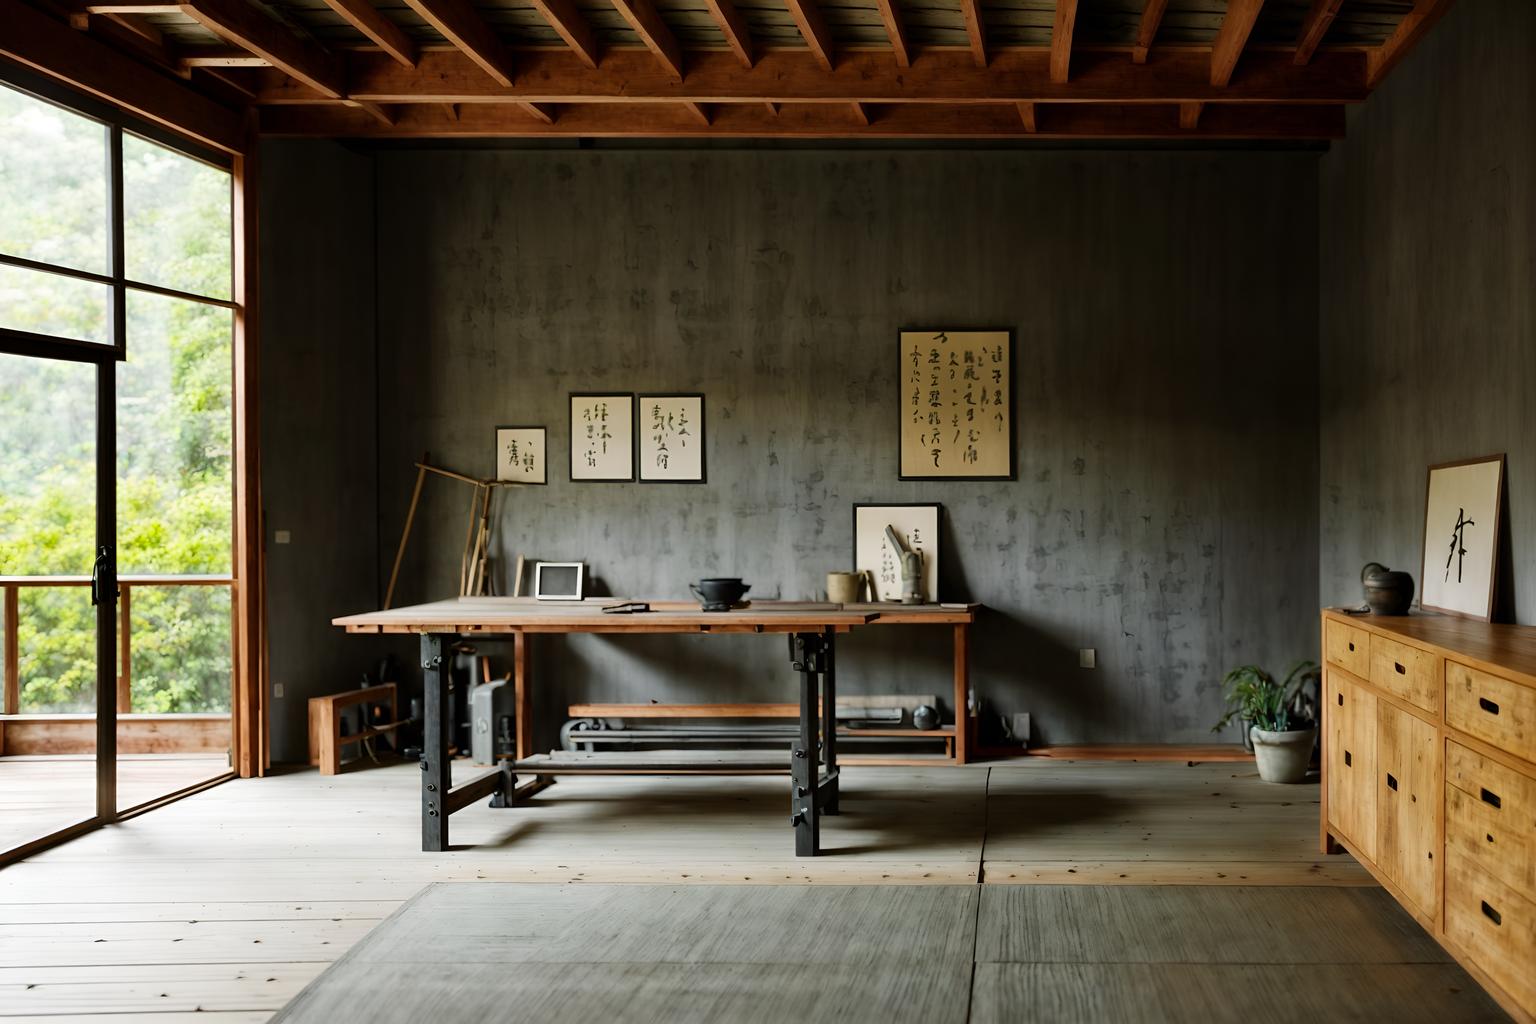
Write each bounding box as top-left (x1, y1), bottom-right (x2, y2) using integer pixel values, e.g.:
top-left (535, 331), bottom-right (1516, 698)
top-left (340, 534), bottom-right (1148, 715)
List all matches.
top-left (569, 393), bottom-right (634, 482)
top-left (1420, 454), bottom-right (1505, 620)
top-left (852, 503), bottom-right (941, 603)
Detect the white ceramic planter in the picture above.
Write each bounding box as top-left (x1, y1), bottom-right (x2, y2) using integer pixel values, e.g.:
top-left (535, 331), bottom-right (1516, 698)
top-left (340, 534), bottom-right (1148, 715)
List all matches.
top-left (1249, 725), bottom-right (1317, 784)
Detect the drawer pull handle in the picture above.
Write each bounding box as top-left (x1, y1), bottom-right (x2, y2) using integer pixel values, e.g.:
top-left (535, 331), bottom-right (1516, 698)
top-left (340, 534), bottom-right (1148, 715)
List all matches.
top-left (1386, 773), bottom-right (1398, 791)
top-left (1487, 833), bottom-right (1495, 844)
top-left (1481, 788), bottom-right (1502, 809)
top-left (1344, 750), bottom-right (1353, 767)
top-left (1481, 901), bottom-right (1502, 926)
top-left (1337, 693), bottom-right (1344, 706)
top-left (1394, 662), bottom-right (1406, 675)
top-left (1479, 697), bottom-right (1500, 715)
top-left (1348, 642), bottom-right (1356, 652)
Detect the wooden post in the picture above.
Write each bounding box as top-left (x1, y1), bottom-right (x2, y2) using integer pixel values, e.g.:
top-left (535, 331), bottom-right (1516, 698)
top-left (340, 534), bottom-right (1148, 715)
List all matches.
top-left (514, 631), bottom-right (530, 759)
top-left (3, 585), bottom-right (18, 716)
top-left (117, 583), bottom-right (132, 714)
top-left (953, 622), bottom-right (970, 765)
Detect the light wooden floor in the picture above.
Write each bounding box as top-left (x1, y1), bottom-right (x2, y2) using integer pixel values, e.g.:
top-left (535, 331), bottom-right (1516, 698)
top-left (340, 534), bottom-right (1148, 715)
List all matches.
top-left (0, 755), bottom-right (230, 856)
top-left (0, 759), bottom-right (1377, 1021)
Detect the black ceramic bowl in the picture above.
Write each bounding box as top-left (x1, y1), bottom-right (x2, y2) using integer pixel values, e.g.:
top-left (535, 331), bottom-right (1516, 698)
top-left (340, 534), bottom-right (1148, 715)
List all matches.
top-left (690, 578), bottom-right (750, 610)
top-left (1362, 566), bottom-right (1415, 616)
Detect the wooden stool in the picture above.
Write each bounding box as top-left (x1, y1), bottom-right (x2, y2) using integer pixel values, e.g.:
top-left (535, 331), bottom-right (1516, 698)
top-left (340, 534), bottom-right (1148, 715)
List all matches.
top-left (308, 683), bottom-right (401, 775)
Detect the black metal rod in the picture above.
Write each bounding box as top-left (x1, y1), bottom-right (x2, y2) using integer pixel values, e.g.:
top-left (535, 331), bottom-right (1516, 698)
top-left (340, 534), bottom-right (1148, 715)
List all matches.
top-left (421, 633), bottom-right (449, 852)
top-left (820, 626), bottom-right (839, 815)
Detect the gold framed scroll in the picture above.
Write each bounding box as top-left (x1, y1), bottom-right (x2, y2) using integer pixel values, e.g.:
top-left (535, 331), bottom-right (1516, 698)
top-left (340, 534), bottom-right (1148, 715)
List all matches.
top-left (899, 329), bottom-right (1014, 480)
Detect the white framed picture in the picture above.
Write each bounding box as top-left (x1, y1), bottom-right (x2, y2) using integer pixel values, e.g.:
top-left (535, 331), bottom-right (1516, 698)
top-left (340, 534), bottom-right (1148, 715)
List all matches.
top-left (1420, 454), bottom-right (1505, 620)
top-left (494, 426), bottom-right (546, 484)
top-left (639, 394), bottom-right (705, 483)
top-left (569, 393), bottom-right (634, 482)
top-left (852, 503), bottom-right (940, 603)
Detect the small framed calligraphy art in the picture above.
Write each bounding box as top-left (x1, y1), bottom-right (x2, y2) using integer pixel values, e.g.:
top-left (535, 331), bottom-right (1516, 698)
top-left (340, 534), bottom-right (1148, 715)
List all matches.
top-left (569, 393), bottom-right (635, 482)
top-left (1419, 454), bottom-right (1505, 620)
top-left (638, 393), bottom-right (706, 483)
top-left (852, 503), bottom-right (941, 604)
top-left (494, 426), bottom-right (547, 485)
top-left (899, 328), bottom-right (1014, 480)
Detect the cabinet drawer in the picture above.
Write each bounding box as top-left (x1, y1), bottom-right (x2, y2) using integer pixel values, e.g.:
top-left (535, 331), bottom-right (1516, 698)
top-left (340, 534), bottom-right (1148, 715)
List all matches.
top-left (1325, 619), bottom-right (1371, 677)
top-left (1447, 661), bottom-right (1536, 764)
top-left (1445, 851), bottom-right (1536, 1013)
top-left (1446, 741), bottom-right (1536, 903)
top-left (1370, 634), bottom-right (1439, 714)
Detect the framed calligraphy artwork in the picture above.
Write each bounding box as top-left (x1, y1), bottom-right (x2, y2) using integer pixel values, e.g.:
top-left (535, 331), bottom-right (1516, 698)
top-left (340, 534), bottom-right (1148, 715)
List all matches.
top-left (638, 394), bottom-right (705, 483)
top-left (852, 503), bottom-right (941, 604)
top-left (569, 393), bottom-right (634, 482)
top-left (899, 328), bottom-right (1013, 480)
top-left (494, 426), bottom-right (547, 485)
top-left (1419, 454), bottom-right (1505, 620)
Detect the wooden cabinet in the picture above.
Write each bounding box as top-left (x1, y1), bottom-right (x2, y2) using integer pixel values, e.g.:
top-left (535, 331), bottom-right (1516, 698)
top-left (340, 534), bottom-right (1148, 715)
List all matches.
top-left (1321, 610), bottom-right (1536, 1024)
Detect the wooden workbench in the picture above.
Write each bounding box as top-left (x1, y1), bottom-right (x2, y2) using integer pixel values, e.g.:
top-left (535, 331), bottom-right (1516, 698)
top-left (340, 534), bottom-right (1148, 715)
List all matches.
top-left (333, 598), bottom-right (978, 855)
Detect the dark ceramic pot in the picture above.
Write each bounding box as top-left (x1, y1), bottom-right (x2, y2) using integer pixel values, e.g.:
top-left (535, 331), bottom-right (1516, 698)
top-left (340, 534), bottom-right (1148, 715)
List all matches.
top-left (690, 577), bottom-right (750, 612)
top-left (1361, 563), bottom-right (1414, 616)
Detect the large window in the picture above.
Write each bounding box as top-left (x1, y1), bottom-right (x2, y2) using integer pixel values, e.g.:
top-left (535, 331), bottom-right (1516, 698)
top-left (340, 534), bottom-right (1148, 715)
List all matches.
top-left (0, 81), bottom-right (235, 715)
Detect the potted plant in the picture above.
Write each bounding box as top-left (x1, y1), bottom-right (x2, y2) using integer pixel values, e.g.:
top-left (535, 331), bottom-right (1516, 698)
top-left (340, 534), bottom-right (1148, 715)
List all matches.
top-left (1212, 660), bottom-right (1321, 783)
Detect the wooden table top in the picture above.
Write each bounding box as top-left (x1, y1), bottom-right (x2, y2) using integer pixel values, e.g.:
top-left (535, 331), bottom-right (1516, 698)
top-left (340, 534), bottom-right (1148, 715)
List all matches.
top-left (334, 597), bottom-right (978, 635)
top-left (1322, 607), bottom-right (1536, 686)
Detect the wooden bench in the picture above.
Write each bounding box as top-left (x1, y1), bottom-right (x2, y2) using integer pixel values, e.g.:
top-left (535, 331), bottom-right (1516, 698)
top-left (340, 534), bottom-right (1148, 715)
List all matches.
top-left (308, 683), bottom-right (401, 775)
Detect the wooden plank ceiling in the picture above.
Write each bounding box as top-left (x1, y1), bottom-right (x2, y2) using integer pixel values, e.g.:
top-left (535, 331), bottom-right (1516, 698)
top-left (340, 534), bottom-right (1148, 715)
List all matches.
top-left (2, 0), bottom-right (1455, 141)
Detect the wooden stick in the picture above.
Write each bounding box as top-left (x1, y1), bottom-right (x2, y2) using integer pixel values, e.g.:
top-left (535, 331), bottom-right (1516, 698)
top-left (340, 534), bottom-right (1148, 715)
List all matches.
top-left (418, 461), bottom-right (483, 487)
top-left (384, 461), bottom-right (427, 610)
top-left (460, 483), bottom-right (481, 596)
top-left (512, 554), bottom-right (526, 598)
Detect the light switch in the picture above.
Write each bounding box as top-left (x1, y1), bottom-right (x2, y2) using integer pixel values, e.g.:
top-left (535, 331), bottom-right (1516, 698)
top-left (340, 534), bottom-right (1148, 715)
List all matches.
top-left (274, 530), bottom-right (291, 545)
top-left (1079, 648), bottom-right (1097, 669)
top-left (273, 682), bottom-right (284, 698)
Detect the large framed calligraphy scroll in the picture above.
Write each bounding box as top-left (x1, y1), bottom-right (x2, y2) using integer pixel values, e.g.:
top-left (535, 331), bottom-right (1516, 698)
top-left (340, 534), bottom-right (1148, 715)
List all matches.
top-left (639, 394), bottom-right (706, 483)
top-left (1419, 454), bottom-right (1505, 620)
top-left (899, 329), bottom-right (1014, 480)
top-left (569, 393), bottom-right (635, 482)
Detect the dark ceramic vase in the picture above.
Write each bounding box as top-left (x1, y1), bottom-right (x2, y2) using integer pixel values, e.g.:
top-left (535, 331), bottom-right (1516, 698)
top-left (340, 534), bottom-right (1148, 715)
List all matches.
top-left (690, 577), bottom-right (750, 612)
top-left (1361, 562), bottom-right (1414, 616)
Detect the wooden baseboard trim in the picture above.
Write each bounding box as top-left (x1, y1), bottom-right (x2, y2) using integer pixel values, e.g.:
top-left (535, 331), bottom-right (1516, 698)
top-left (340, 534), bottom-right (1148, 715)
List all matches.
top-left (981, 743), bottom-right (1256, 762)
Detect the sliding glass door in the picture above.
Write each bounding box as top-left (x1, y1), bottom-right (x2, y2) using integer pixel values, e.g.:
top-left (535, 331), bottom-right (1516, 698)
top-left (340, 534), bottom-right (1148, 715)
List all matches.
top-left (1, 71), bottom-right (236, 862)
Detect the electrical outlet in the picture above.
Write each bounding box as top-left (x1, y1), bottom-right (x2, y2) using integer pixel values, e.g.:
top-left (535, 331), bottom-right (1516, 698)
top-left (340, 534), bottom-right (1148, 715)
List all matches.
top-left (273, 682), bottom-right (284, 699)
top-left (1079, 648), bottom-right (1097, 669)
top-left (274, 530), bottom-right (291, 545)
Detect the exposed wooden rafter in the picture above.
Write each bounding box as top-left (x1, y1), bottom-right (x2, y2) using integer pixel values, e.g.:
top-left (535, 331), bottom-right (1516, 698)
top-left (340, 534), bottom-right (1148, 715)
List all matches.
top-left (399, 0), bottom-right (515, 86)
top-left (1368, 0), bottom-right (1455, 87)
top-left (2, 0), bottom-right (240, 150)
top-left (958, 0), bottom-right (986, 67)
top-left (1210, 0), bottom-right (1265, 88)
top-left (319, 0), bottom-right (418, 68)
top-left (1016, 101), bottom-right (1036, 132)
top-left (519, 101), bottom-right (557, 124)
top-left (1050, 0), bottom-right (1077, 83)
top-left (1131, 0), bottom-right (1167, 64)
top-left (702, 0), bottom-right (753, 68)
top-left (850, 101), bottom-right (869, 125)
top-left (347, 99), bottom-right (396, 125)
top-left (272, 49), bottom-right (1367, 106)
top-left (611, 0), bottom-right (684, 80)
top-left (1178, 101), bottom-right (1202, 129)
top-left (526, 0), bottom-right (601, 70)
top-left (782, 0), bottom-right (835, 72)
top-left (258, 101), bottom-right (1346, 140)
top-left (180, 47), bottom-right (270, 68)
top-left (872, 0), bottom-right (911, 68)
top-left (178, 0), bottom-right (344, 97)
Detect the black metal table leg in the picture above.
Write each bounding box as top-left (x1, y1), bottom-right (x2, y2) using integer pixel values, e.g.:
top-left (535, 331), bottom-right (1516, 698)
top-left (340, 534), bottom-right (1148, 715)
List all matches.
top-left (420, 633), bottom-right (450, 852)
top-left (820, 627), bottom-right (839, 815)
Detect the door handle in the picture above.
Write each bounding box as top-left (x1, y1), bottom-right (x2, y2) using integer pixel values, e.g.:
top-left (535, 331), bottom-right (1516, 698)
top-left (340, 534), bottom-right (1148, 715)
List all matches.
top-left (90, 545), bottom-right (117, 607)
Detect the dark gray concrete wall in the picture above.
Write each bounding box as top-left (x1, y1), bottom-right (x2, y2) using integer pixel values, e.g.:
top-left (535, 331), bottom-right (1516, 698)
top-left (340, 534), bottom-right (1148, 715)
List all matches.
top-left (1319, 0), bottom-right (1536, 622)
top-left (370, 148), bottom-right (1321, 746)
top-left (260, 139), bottom-right (389, 761)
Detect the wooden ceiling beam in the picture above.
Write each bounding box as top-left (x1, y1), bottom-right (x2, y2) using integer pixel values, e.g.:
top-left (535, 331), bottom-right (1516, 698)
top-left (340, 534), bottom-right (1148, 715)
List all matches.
top-left (277, 48), bottom-right (1367, 105)
top-left (518, 101), bottom-right (556, 124)
top-left (0, 0), bottom-right (242, 152)
top-left (1049, 0), bottom-right (1077, 83)
top-left (702, 0), bottom-right (753, 68)
top-left (1178, 100), bottom-right (1202, 129)
top-left (258, 100), bottom-right (1346, 139)
top-left (782, 0), bottom-right (835, 72)
top-left (1016, 100), bottom-right (1035, 132)
top-left (1210, 0), bottom-right (1265, 87)
top-left (1293, 0), bottom-right (1343, 65)
top-left (611, 0), bottom-right (683, 80)
top-left (958, 0), bottom-right (986, 67)
top-left (400, 0), bottom-right (515, 85)
top-left (320, 0), bottom-right (418, 68)
top-left (180, 46), bottom-right (269, 67)
top-left (178, 0), bottom-right (344, 97)
top-left (1131, 0), bottom-right (1166, 64)
top-left (82, 3), bottom-right (181, 12)
top-left (1367, 0), bottom-right (1455, 87)
top-left (526, 0), bottom-right (600, 70)
top-left (872, 0), bottom-right (911, 68)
